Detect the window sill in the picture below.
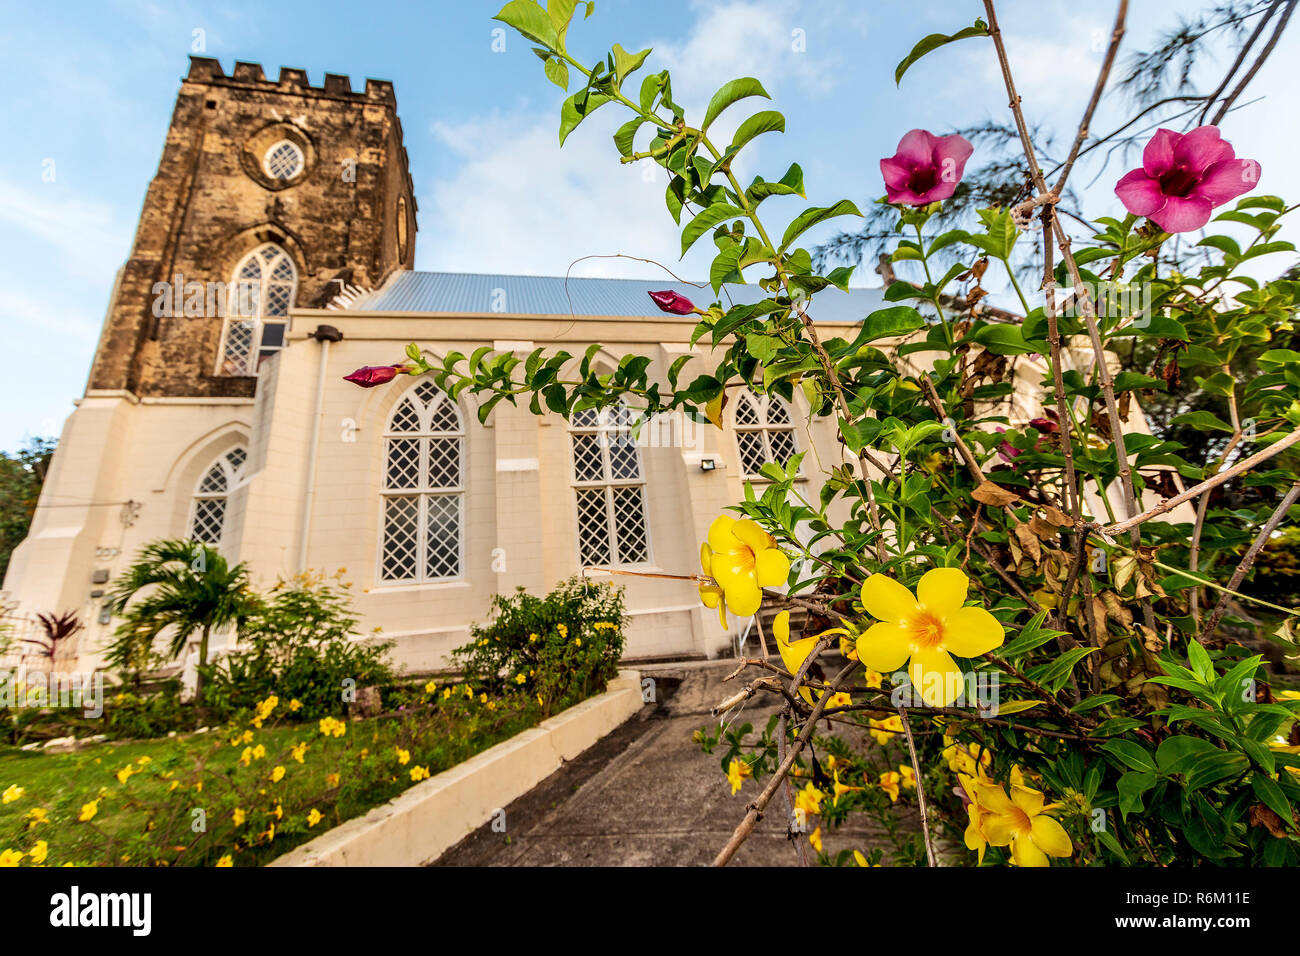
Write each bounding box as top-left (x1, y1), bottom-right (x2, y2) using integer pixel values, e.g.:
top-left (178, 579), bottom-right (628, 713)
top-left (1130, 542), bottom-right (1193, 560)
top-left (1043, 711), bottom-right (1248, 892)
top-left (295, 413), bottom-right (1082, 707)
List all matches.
top-left (365, 579), bottom-right (471, 594)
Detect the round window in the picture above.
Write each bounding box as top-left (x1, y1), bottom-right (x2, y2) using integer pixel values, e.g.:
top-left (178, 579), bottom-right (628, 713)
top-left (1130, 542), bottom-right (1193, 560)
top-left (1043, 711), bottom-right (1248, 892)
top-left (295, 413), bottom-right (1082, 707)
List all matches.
top-left (263, 140), bottom-right (304, 181)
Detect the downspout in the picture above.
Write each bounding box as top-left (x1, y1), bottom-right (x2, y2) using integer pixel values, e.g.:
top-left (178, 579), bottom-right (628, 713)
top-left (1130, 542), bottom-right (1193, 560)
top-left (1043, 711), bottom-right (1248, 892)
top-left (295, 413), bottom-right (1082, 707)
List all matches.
top-left (297, 325), bottom-right (344, 573)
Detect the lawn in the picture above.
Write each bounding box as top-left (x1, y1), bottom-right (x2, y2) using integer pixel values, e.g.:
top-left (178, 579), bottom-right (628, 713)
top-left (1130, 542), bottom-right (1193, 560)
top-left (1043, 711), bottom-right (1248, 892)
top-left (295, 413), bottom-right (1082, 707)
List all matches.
top-left (0, 689), bottom-right (548, 867)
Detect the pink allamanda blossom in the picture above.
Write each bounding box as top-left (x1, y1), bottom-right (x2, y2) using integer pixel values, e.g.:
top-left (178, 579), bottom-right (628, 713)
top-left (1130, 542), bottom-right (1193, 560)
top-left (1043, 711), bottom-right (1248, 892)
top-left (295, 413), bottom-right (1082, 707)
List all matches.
top-left (880, 129), bottom-right (974, 206)
top-left (647, 290), bottom-right (696, 315)
top-left (343, 365), bottom-right (409, 388)
top-left (1114, 126), bottom-right (1259, 233)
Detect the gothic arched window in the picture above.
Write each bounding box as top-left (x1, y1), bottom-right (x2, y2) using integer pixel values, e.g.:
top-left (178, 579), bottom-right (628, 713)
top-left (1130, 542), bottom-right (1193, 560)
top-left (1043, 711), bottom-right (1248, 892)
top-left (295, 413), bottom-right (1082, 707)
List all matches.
top-left (378, 381), bottom-right (464, 583)
top-left (219, 244), bottom-right (297, 376)
top-left (734, 391), bottom-right (799, 478)
top-left (189, 446), bottom-right (247, 545)
top-left (570, 404), bottom-right (650, 568)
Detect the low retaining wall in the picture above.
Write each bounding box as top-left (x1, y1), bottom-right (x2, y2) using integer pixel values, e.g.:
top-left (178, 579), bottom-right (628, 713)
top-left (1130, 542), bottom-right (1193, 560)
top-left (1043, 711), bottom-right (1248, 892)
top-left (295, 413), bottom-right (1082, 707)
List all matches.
top-left (269, 669), bottom-right (644, 867)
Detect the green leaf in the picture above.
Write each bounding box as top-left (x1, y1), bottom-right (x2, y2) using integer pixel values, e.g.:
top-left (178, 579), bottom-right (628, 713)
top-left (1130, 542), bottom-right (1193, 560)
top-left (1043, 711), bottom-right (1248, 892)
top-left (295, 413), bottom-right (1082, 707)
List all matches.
top-left (1170, 410), bottom-right (1235, 433)
top-left (850, 306), bottom-right (925, 347)
top-left (613, 117), bottom-right (644, 156)
top-left (779, 199), bottom-right (862, 252)
top-left (559, 90), bottom-right (612, 146)
top-left (1252, 774), bottom-right (1296, 830)
top-left (681, 203), bottom-right (743, 256)
top-left (1101, 740), bottom-right (1158, 774)
top-left (972, 323), bottom-right (1036, 355)
top-left (895, 18), bottom-right (989, 85)
top-left (965, 206), bottom-right (1019, 259)
top-left (543, 56), bottom-right (569, 90)
top-left (493, 1), bottom-right (559, 49)
top-left (747, 163), bottom-right (805, 205)
top-left (710, 244), bottom-right (743, 293)
top-left (701, 77), bottom-right (770, 131)
top-left (1117, 771), bottom-right (1156, 819)
top-left (728, 110), bottom-right (785, 154)
top-left (611, 43), bottom-right (651, 85)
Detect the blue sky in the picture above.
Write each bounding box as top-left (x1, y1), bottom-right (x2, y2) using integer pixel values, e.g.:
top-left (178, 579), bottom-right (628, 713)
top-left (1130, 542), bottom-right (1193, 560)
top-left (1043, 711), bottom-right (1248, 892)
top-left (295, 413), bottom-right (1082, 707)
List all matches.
top-left (1, 0), bottom-right (1297, 449)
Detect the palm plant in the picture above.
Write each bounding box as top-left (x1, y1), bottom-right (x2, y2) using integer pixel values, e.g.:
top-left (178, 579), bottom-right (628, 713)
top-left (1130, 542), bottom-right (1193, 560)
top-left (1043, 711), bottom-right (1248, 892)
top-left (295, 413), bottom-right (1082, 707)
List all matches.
top-left (106, 539), bottom-right (259, 704)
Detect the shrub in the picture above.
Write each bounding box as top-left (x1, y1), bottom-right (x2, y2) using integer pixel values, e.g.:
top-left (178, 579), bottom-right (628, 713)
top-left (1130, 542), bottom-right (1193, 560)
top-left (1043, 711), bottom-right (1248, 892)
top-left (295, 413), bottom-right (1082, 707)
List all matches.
top-left (452, 576), bottom-right (626, 714)
top-left (199, 572), bottom-right (395, 724)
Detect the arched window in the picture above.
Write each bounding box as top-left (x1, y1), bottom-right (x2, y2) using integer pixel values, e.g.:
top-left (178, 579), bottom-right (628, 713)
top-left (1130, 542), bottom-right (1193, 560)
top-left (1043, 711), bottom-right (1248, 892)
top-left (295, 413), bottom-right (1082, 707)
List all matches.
top-left (570, 404), bottom-right (650, 567)
top-left (189, 446), bottom-right (247, 545)
top-left (218, 244), bottom-right (297, 376)
top-left (734, 391), bottom-right (799, 478)
top-left (379, 381), bottom-right (463, 583)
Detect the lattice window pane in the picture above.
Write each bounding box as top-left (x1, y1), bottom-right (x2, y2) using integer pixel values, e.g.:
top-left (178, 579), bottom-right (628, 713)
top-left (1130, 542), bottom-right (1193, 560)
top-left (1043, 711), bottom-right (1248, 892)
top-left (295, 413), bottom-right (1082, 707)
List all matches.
top-left (426, 438), bottom-right (461, 489)
top-left (572, 433), bottom-right (604, 482)
top-left (414, 381), bottom-right (440, 406)
top-left (222, 320), bottom-right (255, 376)
top-left (572, 407), bottom-right (599, 429)
top-left (380, 496), bottom-right (420, 581)
top-left (225, 448), bottom-right (247, 473)
top-left (734, 396), bottom-right (760, 425)
top-left (264, 282), bottom-right (292, 316)
top-left (271, 258), bottom-right (294, 282)
top-left (389, 398), bottom-right (421, 433)
top-left (428, 398), bottom-right (460, 432)
top-left (607, 434), bottom-right (641, 480)
top-left (198, 464), bottom-right (227, 494)
top-left (612, 486), bottom-right (649, 563)
top-left (767, 398), bottom-right (791, 424)
top-left (190, 499), bottom-right (226, 544)
top-left (266, 141), bottom-right (303, 180)
top-left (385, 439), bottom-right (421, 489)
top-left (737, 431), bottom-right (768, 476)
top-left (576, 489), bottom-right (612, 567)
top-left (424, 496), bottom-right (461, 578)
top-left (239, 258), bottom-right (262, 280)
top-left (769, 429), bottom-right (797, 468)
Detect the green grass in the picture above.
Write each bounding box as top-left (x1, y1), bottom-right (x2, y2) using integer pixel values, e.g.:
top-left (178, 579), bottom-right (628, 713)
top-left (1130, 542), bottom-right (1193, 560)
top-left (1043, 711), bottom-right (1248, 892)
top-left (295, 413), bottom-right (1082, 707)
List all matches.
top-left (0, 693), bottom-right (554, 867)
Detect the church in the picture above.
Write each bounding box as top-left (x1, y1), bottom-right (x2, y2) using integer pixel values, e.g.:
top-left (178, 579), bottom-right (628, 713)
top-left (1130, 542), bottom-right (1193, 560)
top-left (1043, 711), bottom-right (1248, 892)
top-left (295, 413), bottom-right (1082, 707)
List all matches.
top-left (1, 57), bottom-right (893, 674)
top-left (3, 57), bottom-right (1177, 677)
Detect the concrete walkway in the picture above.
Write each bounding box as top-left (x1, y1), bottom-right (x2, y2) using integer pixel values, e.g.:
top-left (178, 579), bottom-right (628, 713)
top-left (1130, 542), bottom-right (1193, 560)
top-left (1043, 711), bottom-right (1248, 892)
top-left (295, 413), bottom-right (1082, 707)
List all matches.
top-left (433, 660), bottom-right (913, 866)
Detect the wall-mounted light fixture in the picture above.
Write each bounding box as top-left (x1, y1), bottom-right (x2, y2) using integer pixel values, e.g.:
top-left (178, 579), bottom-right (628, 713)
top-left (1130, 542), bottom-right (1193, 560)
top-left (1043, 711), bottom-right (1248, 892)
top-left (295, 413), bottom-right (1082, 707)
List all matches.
top-left (700, 458), bottom-right (716, 472)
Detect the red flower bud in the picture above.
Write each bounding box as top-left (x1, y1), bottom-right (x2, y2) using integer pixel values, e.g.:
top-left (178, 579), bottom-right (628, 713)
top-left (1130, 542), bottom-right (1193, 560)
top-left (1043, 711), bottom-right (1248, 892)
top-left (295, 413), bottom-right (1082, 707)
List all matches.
top-left (343, 365), bottom-right (407, 388)
top-left (648, 290), bottom-right (696, 315)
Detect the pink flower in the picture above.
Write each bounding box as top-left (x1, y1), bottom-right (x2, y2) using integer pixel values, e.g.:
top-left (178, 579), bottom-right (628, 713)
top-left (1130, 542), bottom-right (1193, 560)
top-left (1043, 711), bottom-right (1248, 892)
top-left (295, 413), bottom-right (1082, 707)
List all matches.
top-left (1114, 126), bottom-right (1259, 233)
top-left (880, 129), bottom-right (974, 206)
top-left (647, 290), bottom-right (696, 315)
top-left (343, 365), bottom-right (408, 388)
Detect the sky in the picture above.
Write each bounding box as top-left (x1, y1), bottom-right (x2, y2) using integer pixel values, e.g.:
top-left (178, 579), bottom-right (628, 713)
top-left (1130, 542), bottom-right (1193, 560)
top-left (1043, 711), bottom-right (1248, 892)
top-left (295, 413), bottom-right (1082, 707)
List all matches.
top-left (1, 0), bottom-right (1297, 449)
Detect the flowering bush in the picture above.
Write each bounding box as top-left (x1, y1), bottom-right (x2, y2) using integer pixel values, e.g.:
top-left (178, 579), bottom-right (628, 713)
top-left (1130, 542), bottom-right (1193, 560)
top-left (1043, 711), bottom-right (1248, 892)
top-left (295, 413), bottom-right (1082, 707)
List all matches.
top-left (345, 1), bottom-right (1300, 867)
top-left (452, 576), bottom-right (627, 716)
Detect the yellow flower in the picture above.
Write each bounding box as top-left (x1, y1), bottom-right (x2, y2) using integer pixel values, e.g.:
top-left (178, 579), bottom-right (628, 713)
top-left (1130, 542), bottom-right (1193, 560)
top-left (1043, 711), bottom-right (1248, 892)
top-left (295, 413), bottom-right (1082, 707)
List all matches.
top-left (853, 849), bottom-right (872, 867)
top-left (943, 739), bottom-right (992, 776)
top-left (231, 730), bottom-right (253, 746)
top-left (30, 840), bottom-right (48, 865)
top-left (480, 692), bottom-right (488, 703)
top-left (574, 637), bottom-right (581, 647)
top-left (290, 742), bottom-right (308, 764)
top-left (698, 514), bottom-right (791, 627)
top-left (136, 756), bottom-right (151, 766)
top-left (868, 715), bottom-right (903, 745)
top-left (410, 766), bottom-right (430, 782)
top-left (78, 801), bottom-right (98, 822)
top-left (980, 779), bottom-right (1073, 867)
top-left (271, 803), bottom-right (283, 821)
top-left (395, 748), bottom-right (411, 766)
top-left (269, 765), bottom-right (286, 783)
top-left (773, 611), bottom-right (849, 705)
top-left (442, 687), bottom-right (452, 699)
top-left (215, 855), bottom-right (233, 867)
top-left (232, 808), bottom-right (246, 826)
top-left (515, 673), bottom-right (527, 685)
top-left (879, 771), bottom-right (902, 803)
top-left (2, 785), bottom-right (24, 804)
top-left (252, 744), bottom-right (266, 760)
top-left (726, 758), bottom-right (752, 795)
top-left (832, 770), bottom-right (863, 806)
top-left (529, 634), bottom-right (538, 643)
top-left (863, 669), bottom-right (883, 689)
top-left (115, 766), bottom-right (136, 785)
top-left (558, 623), bottom-right (568, 638)
top-left (307, 808), bottom-right (323, 827)
top-left (288, 699), bottom-right (302, 711)
top-left (809, 826), bottom-right (823, 853)
top-left (425, 680), bottom-right (438, 694)
top-left (794, 782), bottom-right (825, 817)
top-left (856, 568), bottom-right (1004, 706)
top-left (826, 692), bottom-right (853, 710)
top-left (26, 808), bottom-right (48, 829)
top-left (318, 717), bottom-right (346, 738)
top-left (0, 849), bottom-right (24, 867)
top-left (899, 764), bottom-right (916, 790)
top-left (326, 773), bottom-right (340, 788)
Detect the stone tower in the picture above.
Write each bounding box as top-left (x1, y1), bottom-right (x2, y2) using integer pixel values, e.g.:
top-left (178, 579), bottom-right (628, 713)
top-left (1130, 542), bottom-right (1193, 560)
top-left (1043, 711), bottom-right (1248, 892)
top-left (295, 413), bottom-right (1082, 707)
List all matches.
top-left (86, 57), bottom-right (417, 399)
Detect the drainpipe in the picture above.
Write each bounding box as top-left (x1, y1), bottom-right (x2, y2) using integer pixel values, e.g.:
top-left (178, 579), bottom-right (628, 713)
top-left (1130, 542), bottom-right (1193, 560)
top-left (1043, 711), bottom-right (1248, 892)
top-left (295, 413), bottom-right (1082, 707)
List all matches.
top-left (297, 325), bottom-right (344, 573)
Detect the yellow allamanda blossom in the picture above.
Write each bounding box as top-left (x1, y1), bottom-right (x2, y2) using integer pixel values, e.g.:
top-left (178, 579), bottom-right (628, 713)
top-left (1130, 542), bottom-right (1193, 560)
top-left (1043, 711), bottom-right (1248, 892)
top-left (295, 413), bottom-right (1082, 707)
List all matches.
top-left (809, 826), bottom-right (823, 853)
top-left (326, 773), bottom-right (340, 788)
top-left (410, 766), bottom-right (430, 782)
top-left (794, 782), bottom-right (825, 817)
top-left (899, 764), bottom-right (916, 790)
top-left (868, 715), bottom-right (903, 745)
top-left (78, 801), bottom-right (98, 822)
top-left (879, 771), bottom-right (902, 803)
top-left (863, 668), bottom-right (884, 689)
top-left (832, 770), bottom-right (863, 806)
top-left (944, 737), bottom-right (993, 776)
top-left (726, 758), bottom-right (752, 796)
top-left (962, 767), bottom-right (1073, 867)
top-left (290, 742), bottom-right (308, 764)
top-left (216, 855), bottom-right (233, 867)
top-left (27, 808), bottom-right (47, 829)
top-left (115, 766), bottom-right (136, 785)
top-left (2, 785), bottom-right (24, 804)
top-left (856, 568), bottom-right (1005, 706)
top-left (698, 515), bottom-right (791, 628)
top-left (318, 717), bottom-right (346, 738)
top-left (0, 849), bottom-right (24, 867)
top-left (773, 610), bottom-right (851, 705)
top-left (270, 766), bottom-right (286, 784)
top-left (30, 840), bottom-right (48, 865)
top-left (307, 809), bottom-right (323, 827)
top-left (232, 808), bottom-right (246, 826)
top-left (395, 748), bottom-right (411, 766)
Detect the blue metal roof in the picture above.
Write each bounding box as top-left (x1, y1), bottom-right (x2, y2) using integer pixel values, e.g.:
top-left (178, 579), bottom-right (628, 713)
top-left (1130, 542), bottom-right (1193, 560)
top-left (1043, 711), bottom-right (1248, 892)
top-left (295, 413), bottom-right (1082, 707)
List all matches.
top-left (346, 271), bottom-right (885, 323)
